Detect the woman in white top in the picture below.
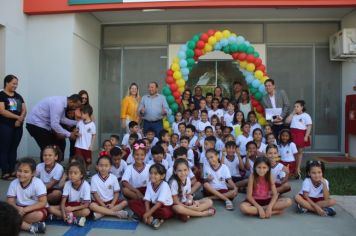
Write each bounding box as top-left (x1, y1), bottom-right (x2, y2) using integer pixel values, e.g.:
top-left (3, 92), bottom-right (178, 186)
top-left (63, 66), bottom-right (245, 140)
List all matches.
top-left (238, 90), bottom-right (252, 121)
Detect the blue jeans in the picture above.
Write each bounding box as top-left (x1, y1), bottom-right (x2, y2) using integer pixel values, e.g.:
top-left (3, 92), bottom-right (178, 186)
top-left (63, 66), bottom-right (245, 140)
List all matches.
top-left (143, 119), bottom-right (163, 137)
top-left (0, 123), bottom-right (23, 175)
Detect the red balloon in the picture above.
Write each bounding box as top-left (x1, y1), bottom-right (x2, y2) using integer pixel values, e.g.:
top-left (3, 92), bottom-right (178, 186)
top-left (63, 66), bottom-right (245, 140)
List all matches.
top-left (170, 84), bottom-right (178, 92)
top-left (173, 91), bottom-right (181, 99)
top-left (194, 56), bottom-right (200, 61)
top-left (166, 69), bottom-right (173, 76)
top-left (251, 100), bottom-right (259, 107)
top-left (254, 58), bottom-right (262, 67)
top-left (196, 40), bottom-right (205, 49)
top-left (200, 33), bottom-right (209, 42)
top-left (257, 65), bottom-right (266, 72)
top-left (207, 29), bottom-right (216, 36)
top-left (175, 98), bottom-right (182, 104)
top-left (246, 54), bottom-right (255, 63)
top-left (166, 76), bottom-right (174, 85)
top-left (238, 53), bottom-right (247, 61)
top-left (232, 52), bottom-right (239, 60)
top-left (256, 105), bottom-right (264, 113)
top-left (264, 72), bottom-right (268, 76)
top-left (194, 49), bottom-right (203, 57)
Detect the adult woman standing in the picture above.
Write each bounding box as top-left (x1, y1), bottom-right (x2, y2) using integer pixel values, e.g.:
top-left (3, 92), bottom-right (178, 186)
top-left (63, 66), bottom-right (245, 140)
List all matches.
top-left (214, 86), bottom-right (223, 103)
top-left (121, 83), bottom-right (140, 132)
top-left (0, 75), bottom-right (26, 180)
top-left (238, 89), bottom-right (252, 121)
top-left (180, 89), bottom-right (192, 112)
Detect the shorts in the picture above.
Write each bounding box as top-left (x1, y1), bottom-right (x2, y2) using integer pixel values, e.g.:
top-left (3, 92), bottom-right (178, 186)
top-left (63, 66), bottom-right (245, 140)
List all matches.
top-left (75, 147), bottom-right (92, 165)
top-left (291, 128), bottom-right (311, 148)
top-left (280, 161), bottom-right (296, 175)
top-left (299, 194), bottom-right (324, 203)
top-left (21, 207), bottom-right (48, 221)
top-left (245, 198), bottom-right (272, 206)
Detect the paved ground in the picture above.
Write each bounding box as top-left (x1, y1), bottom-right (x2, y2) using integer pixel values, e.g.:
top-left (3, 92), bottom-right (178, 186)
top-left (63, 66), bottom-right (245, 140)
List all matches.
top-left (0, 178), bottom-right (354, 236)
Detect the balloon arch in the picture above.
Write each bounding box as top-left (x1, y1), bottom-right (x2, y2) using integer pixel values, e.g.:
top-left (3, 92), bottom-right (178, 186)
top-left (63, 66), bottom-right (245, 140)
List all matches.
top-left (162, 29), bottom-right (268, 134)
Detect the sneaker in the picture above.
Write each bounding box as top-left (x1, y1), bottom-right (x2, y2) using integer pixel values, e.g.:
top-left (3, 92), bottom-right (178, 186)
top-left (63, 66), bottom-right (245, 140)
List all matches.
top-left (29, 222), bottom-right (46, 234)
top-left (150, 218), bottom-right (161, 229)
top-left (66, 212), bottom-right (74, 224)
top-left (93, 212), bottom-right (103, 220)
top-left (116, 210), bottom-right (129, 219)
top-left (324, 207), bottom-right (336, 216)
top-left (296, 204), bottom-right (308, 214)
top-left (75, 217), bottom-right (86, 227)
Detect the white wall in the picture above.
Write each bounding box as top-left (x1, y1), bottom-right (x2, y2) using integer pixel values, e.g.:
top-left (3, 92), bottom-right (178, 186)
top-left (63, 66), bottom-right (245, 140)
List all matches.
top-left (341, 9), bottom-right (356, 157)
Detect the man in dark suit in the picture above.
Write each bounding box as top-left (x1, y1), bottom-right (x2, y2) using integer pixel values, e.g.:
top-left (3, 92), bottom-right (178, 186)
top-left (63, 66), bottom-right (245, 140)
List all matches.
top-left (261, 79), bottom-right (291, 139)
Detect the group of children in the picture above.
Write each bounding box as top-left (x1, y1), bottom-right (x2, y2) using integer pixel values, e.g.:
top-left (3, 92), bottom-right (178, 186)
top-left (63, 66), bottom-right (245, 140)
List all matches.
top-left (5, 98), bottom-right (336, 234)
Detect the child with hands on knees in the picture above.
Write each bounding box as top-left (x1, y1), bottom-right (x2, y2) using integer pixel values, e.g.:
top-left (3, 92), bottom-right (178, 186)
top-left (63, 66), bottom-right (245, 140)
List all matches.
top-left (48, 162), bottom-right (90, 227)
top-left (122, 140), bottom-right (150, 200)
top-left (295, 160), bottom-right (336, 216)
top-left (129, 164), bottom-right (174, 229)
top-left (170, 159), bottom-right (215, 221)
top-left (203, 148), bottom-right (238, 211)
top-left (240, 157), bottom-right (292, 218)
top-left (89, 156), bottom-right (129, 220)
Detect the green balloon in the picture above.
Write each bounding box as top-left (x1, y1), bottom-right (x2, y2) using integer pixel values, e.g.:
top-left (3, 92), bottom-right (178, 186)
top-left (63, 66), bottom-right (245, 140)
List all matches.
top-left (250, 87), bottom-right (257, 94)
top-left (187, 41), bottom-right (196, 50)
top-left (167, 95), bottom-right (175, 105)
top-left (254, 51), bottom-right (260, 58)
top-left (247, 46), bottom-right (255, 54)
top-left (230, 44), bottom-right (238, 52)
top-left (255, 92), bottom-right (263, 101)
top-left (188, 66), bottom-right (193, 71)
top-left (186, 49), bottom-right (194, 58)
top-left (170, 103), bottom-right (179, 113)
top-left (240, 44), bottom-right (248, 52)
top-left (223, 46), bottom-right (230, 54)
top-left (162, 86), bottom-right (171, 96)
top-left (192, 34), bottom-right (200, 42)
top-left (187, 58), bottom-right (195, 66)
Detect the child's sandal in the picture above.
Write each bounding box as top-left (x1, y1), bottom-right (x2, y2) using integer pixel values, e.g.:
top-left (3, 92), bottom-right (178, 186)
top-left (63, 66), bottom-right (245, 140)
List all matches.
top-left (225, 200), bottom-right (234, 211)
top-left (150, 218), bottom-right (162, 229)
top-left (207, 208), bottom-right (216, 216)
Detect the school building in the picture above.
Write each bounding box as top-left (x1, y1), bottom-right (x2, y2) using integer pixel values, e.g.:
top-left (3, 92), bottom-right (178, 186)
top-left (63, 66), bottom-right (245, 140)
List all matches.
top-left (1, 0), bottom-right (356, 158)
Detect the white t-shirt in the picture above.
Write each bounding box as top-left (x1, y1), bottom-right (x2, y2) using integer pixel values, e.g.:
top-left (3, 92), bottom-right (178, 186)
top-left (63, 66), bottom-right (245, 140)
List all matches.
top-left (299, 178), bottom-right (329, 198)
top-left (208, 109), bottom-right (224, 120)
top-left (7, 177), bottom-right (47, 207)
top-left (187, 149), bottom-right (195, 168)
top-left (223, 154), bottom-right (242, 177)
top-left (121, 164), bottom-right (150, 188)
top-left (223, 112), bottom-right (234, 127)
top-left (279, 142), bottom-right (298, 162)
top-left (191, 119), bottom-right (200, 128)
top-left (148, 159), bottom-right (169, 170)
top-left (75, 120), bottom-right (96, 150)
top-left (203, 164), bottom-right (231, 190)
top-left (62, 180), bottom-right (91, 203)
top-left (271, 163), bottom-right (286, 184)
top-left (291, 113), bottom-right (312, 130)
top-left (144, 181), bottom-right (173, 206)
top-left (196, 120), bottom-right (212, 133)
top-left (121, 132), bottom-right (142, 147)
top-left (236, 134), bottom-right (253, 156)
top-left (170, 178), bottom-right (191, 203)
top-left (243, 157), bottom-right (255, 175)
top-left (215, 138), bottom-right (225, 152)
top-left (166, 166), bottom-right (195, 181)
top-left (110, 160), bottom-right (128, 179)
top-left (168, 145), bottom-right (175, 156)
top-left (188, 136), bottom-right (198, 149)
top-left (257, 142), bottom-right (268, 154)
top-left (36, 163), bottom-right (63, 189)
top-left (90, 173), bottom-right (120, 202)
top-left (269, 94), bottom-right (276, 108)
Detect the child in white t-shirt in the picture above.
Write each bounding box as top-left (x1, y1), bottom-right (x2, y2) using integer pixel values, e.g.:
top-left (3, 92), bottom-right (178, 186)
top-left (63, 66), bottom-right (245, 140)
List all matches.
top-left (110, 147), bottom-right (127, 182)
top-left (278, 129), bottom-right (298, 178)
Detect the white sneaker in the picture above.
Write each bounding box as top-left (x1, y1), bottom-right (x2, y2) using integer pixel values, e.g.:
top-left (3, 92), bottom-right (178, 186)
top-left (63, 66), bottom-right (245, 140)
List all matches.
top-left (116, 210), bottom-right (129, 219)
top-left (93, 212), bottom-right (103, 220)
top-left (77, 217), bottom-right (86, 227)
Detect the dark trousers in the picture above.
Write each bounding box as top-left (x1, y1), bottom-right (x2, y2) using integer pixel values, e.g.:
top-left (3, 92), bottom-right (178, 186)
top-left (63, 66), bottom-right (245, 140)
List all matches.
top-left (0, 123), bottom-right (23, 175)
top-left (26, 123), bottom-right (65, 162)
top-left (143, 119), bottom-right (163, 137)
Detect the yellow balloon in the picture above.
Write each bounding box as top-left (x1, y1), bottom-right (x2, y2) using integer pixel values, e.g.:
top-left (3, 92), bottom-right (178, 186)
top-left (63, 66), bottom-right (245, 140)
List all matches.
top-left (208, 36), bottom-right (217, 45)
top-left (214, 31), bottom-right (223, 41)
top-left (177, 79), bottom-right (185, 87)
top-left (171, 63), bottom-right (180, 72)
top-left (231, 33), bottom-right (237, 37)
top-left (204, 43), bottom-right (213, 52)
top-left (163, 120), bottom-right (170, 129)
top-left (222, 30), bottom-right (231, 38)
top-left (239, 60), bottom-right (248, 69)
top-left (246, 63), bottom-right (256, 72)
top-left (178, 87), bottom-right (185, 93)
top-left (173, 71), bottom-right (182, 80)
top-left (258, 117), bottom-right (267, 126)
top-left (261, 76), bottom-right (269, 83)
top-left (173, 57), bottom-right (180, 64)
top-left (168, 128), bottom-right (172, 135)
top-left (254, 70), bottom-right (264, 80)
